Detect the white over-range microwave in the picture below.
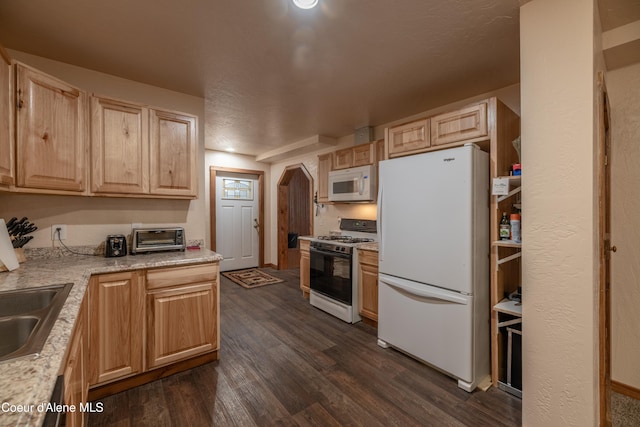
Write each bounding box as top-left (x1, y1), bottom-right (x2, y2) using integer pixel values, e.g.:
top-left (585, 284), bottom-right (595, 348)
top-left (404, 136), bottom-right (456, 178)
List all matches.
top-left (328, 165), bottom-right (376, 202)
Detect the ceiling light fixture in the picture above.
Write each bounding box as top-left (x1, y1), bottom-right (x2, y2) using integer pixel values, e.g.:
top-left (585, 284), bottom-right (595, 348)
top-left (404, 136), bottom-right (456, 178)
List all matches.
top-left (292, 0), bottom-right (319, 9)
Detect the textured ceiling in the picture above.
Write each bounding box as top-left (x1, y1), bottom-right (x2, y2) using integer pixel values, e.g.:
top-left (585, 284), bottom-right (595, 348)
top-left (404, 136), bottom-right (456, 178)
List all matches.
top-left (0, 0), bottom-right (632, 157)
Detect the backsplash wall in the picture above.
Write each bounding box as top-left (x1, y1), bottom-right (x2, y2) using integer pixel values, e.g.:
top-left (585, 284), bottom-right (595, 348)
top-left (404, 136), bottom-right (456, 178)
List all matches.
top-left (313, 203), bottom-right (378, 236)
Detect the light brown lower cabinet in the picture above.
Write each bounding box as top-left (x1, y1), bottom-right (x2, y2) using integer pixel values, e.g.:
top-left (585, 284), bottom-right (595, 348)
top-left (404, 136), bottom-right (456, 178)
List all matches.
top-left (299, 239), bottom-right (310, 298)
top-left (146, 264), bottom-right (218, 368)
top-left (86, 262), bottom-right (219, 393)
top-left (63, 294), bottom-right (88, 427)
top-left (358, 248), bottom-right (379, 326)
top-left (89, 271), bottom-right (144, 386)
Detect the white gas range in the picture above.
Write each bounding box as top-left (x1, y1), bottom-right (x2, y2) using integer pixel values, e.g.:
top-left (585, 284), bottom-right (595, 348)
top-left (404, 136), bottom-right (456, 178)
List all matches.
top-left (308, 219), bottom-right (377, 323)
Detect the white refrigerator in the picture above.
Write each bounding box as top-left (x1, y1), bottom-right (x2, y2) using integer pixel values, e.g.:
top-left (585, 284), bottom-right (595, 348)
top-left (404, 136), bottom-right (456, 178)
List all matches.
top-left (376, 144), bottom-right (490, 392)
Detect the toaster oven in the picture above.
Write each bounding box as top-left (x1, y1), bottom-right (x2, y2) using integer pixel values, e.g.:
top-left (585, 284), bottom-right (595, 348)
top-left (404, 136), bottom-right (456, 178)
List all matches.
top-left (130, 227), bottom-right (185, 254)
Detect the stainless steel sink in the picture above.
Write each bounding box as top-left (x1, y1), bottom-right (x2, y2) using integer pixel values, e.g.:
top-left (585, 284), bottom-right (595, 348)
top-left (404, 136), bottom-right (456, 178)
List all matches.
top-left (0, 317), bottom-right (40, 357)
top-left (0, 283), bottom-right (73, 362)
top-left (0, 289), bottom-right (59, 317)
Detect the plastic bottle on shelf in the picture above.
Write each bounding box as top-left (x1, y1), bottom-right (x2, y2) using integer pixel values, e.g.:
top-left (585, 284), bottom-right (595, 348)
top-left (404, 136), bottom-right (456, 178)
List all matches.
top-left (510, 213), bottom-right (521, 243)
top-left (499, 212), bottom-right (510, 240)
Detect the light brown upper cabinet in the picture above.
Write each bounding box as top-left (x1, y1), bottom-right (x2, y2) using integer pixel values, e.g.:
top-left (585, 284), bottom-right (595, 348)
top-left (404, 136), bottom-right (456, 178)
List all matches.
top-left (0, 45), bottom-right (13, 187)
top-left (91, 96), bottom-right (149, 195)
top-left (15, 63), bottom-right (87, 192)
top-left (333, 141), bottom-right (377, 170)
top-left (333, 147), bottom-right (354, 170)
top-left (430, 102), bottom-right (488, 147)
top-left (149, 109), bottom-right (197, 197)
top-left (317, 153), bottom-right (332, 203)
top-left (90, 97), bottom-right (198, 198)
top-left (385, 118), bottom-right (430, 158)
top-left (3, 60), bottom-right (198, 199)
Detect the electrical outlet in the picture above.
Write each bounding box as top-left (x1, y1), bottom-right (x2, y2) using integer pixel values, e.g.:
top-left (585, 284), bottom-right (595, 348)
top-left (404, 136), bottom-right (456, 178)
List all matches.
top-left (51, 224), bottom-right (67, 241)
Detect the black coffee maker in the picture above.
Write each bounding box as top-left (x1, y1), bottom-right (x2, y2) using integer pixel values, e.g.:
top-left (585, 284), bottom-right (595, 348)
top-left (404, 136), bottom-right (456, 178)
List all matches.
top-left (105, 234), bottom-right (127, 257)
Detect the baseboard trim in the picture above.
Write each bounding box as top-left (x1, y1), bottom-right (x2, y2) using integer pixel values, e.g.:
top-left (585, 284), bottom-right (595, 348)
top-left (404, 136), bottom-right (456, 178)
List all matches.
top-left (88, 351), bottom-right (218, 401)
top-left (263, 263), bottom-right (277, 269)
top-left (612, 380), bottom-right (640, 400)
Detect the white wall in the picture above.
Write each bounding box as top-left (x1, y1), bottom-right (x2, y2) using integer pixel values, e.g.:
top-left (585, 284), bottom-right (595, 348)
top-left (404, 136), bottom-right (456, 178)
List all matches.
top-left (608, 62), bottom-right (640, 389)
top-left (0, 51), bottom-right (207, 248)
top-left (520, 0), bottom-right (602, 424)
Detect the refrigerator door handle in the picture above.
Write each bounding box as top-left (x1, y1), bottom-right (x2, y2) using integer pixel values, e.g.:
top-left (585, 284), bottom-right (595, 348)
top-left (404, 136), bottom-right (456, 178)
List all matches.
top-left (380, 275), bottom-right (469, 305)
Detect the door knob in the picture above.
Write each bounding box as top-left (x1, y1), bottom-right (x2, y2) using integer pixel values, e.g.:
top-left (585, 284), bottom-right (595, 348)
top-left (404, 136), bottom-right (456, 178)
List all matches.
top-left (253, 218), bottom-right (259, 231)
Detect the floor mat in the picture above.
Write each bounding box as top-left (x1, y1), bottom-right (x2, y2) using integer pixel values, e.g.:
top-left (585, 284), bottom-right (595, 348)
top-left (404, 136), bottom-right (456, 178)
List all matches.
top-left (222, 268), bottom-right (284, 289)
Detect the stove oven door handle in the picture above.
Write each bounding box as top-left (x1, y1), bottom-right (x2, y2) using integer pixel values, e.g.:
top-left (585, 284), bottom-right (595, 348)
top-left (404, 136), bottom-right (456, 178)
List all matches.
top-left (309, 247), bottom-right (351, 259)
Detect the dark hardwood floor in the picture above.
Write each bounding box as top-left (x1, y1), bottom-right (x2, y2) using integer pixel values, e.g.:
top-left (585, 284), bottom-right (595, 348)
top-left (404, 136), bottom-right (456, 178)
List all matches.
top-left (89, 268), bottom-right (522, 426)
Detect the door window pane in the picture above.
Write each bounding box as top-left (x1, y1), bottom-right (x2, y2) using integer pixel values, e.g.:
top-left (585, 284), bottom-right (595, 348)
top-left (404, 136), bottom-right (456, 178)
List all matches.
top-left (222, 179), bottom-right (253, 200)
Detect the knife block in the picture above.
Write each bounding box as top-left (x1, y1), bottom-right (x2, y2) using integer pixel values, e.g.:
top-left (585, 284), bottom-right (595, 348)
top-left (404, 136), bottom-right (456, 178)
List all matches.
top-left (0, 248), bottom-right (26, 272)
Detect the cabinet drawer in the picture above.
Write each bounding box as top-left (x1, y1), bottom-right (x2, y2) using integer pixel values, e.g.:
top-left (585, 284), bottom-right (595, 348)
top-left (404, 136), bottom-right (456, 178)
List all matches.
top-left (431, 102), bottom-right (488, 146)
top-left (358, 249), bottom-right (378, 266)
top-left (146, 263), bottom-right (218, 290)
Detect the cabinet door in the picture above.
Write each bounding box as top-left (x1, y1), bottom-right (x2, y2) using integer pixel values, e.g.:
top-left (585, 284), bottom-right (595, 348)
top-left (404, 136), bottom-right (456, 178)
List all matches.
top-left (352, 143), bottom-right (375, 167)
top-left (334, 143), bottom-right (375, 169)
top-left (15, 64), bottom-right (86, 192)
top-left (386, 118), bottom-right (430, 158)
top-left (431, 102), bottom-right (488, 146)
top-left (146, 281), bottom-right (217, 368)
top-left (317, 153), bottom-right (332, 203)
top-left (375, 139), bottom-right (385, 163)
top-left (299, 239), bottom-right (310, 298)
top-left (149, 109), bottom-right (197, 197)
top-left (0, 46), bottom-right (13, 186)
top-left (91, 96), bottom-right (149, 194)
top-left (358, 249), bottom-right (379, 322)
top-left (89, 271), bottom-right (143, 385)
top-left (333, 147), bottom-right (353, 170)
top-left (64, 296), bottom-right (87, 427)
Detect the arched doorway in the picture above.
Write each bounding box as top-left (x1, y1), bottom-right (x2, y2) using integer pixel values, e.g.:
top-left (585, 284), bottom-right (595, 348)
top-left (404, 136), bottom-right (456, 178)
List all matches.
top-left (277, 164), bottom-right (313, 270)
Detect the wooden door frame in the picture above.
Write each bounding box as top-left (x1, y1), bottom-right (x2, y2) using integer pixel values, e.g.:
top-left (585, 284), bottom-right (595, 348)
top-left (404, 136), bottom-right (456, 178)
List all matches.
top-left (597, 71), bottom-right (611, 426)
top-left (210, 166), bottom-right (265, 268)
top-left (277, 164), bottom-right (313, 270)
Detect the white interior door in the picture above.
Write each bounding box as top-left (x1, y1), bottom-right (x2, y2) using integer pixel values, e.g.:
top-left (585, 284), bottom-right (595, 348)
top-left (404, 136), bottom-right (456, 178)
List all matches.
top-left (216, 173), bottom-right (259, 272)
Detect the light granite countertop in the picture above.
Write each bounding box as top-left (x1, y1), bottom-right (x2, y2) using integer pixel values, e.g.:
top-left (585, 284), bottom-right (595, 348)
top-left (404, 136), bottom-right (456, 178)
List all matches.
top-left (0, 249), bottom-right (222, 427)
top-left (356, 242), bottom-right (379, 252)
